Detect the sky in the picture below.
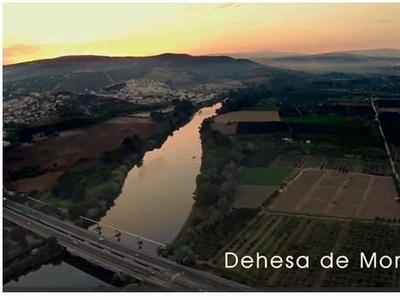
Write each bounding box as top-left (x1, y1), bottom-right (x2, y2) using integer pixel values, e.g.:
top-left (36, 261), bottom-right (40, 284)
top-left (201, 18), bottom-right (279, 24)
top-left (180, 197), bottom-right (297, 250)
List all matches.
top-left (3, 3), bottom-right (400, 65)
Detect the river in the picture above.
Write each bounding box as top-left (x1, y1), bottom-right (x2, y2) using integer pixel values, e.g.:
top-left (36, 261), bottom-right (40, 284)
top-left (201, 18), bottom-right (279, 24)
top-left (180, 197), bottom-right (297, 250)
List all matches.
top-left (4, 102), bottom-right (220, 289)
top-left (3, 261), bottom-right (110, 291)
top-left (94, 103), bottom-right (221, 251)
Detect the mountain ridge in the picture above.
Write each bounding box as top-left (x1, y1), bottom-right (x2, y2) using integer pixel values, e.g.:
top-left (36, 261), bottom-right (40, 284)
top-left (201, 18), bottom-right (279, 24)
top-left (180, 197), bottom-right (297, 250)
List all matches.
top-left (219, 48), bottom-right (400, 59)
top-left (3, 52), bottom-right (277, 94)
top-left (4, 52), bottom-right (251, 68)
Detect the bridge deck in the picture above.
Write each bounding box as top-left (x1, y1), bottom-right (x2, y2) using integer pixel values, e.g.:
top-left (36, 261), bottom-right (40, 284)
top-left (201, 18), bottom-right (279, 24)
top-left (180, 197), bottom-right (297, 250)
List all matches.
top-left (3, 199), bottom-right (253, 292)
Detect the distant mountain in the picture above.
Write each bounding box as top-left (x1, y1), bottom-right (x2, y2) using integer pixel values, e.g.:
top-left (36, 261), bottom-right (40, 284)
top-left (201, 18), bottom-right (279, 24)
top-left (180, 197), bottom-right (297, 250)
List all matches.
top-left (345, 48), bottom-right (400, 58)
top-left (253, 51), bottom-right (400, 75)
top-left (210, 50), bottom-right (304, 59)
top-left (220, 48), bottom-right (400, 60)
top-left (271, 52), bottom-right (371, 62)
top-left (3, 53), bottom-right (273, 93)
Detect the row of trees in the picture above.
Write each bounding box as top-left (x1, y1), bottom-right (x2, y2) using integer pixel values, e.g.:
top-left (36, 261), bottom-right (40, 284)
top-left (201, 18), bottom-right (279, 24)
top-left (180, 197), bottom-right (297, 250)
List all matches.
top-left (162, 208), bottom-right (259, 263)
top-left (194, 119), bottom-right (241, 210)
top-left (218, 85), bottom-right (272, 113)
top-left (161, 116), bottom-right (248, 264)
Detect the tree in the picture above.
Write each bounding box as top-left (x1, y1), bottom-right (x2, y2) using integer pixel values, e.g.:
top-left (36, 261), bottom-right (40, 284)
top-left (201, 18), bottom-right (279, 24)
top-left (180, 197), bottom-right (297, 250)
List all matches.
top-left (9, 227), bottom-right (28, 249)
top-left (71, 184), bottom-right (86, 203)
top-left (194, 181), bottom-right (220, 206)
top-left (68, 202), bottom-right (90, 220)
top-left (216, 196), bottom-right (230, 213)
top-left (173, 245), bottom-right (196, 266)
top-left (122, 135), bottom-right (143, 153)
top-left (150, 111), bottom-right (165, 122)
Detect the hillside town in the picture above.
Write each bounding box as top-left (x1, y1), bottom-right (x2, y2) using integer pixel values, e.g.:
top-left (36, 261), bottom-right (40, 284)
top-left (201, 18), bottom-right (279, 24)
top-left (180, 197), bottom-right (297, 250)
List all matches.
top-left (2, 79), bottom-right (224, 147)
top-left (3, 92), bottom-right (69, 126)
top-left (95, 79), bottom-right (218, 105)
top-left (3, 79), bottom-right (219, 128)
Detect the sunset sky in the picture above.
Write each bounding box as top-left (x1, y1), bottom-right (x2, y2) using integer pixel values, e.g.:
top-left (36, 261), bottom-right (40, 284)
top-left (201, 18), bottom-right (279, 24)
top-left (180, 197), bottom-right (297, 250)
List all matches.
top-left (3, 3), bottom-right (400, 65)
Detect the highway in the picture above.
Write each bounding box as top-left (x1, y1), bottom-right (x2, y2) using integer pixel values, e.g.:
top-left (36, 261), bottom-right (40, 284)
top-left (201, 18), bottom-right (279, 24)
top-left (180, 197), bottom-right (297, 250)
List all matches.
top-left (3, 199), bottom-right (254, 292)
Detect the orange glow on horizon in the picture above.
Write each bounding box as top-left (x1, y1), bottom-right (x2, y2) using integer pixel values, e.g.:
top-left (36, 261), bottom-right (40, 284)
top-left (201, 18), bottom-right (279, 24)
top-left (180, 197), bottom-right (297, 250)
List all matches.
top-left (3, 3), bottom-right (400, 65)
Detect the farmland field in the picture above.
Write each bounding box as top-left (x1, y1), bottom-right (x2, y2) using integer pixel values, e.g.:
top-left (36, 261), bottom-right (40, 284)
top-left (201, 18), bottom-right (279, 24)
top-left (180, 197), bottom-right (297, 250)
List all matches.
top-left (4, 116), bottom-right (163, 192)
top-left (212, 214), bottom-right (400, 288)
top-left (269, 154), bottom-right (392, 176)
top-left (269, 169), bottom-right (400, 220)
top-left (214, 111), bottom-right (281, 123)
top-left (210, 122), bottom-right (238, 134)
top-left (232, 185), bottom-right (278, 209)
top-left (239, 167), bottom-right (292, 186)
top-left (234, 135), bottom-right (286, 150)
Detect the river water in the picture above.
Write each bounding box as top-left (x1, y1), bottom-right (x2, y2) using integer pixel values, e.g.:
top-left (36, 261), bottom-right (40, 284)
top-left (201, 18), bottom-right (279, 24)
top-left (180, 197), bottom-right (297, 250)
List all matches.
top-left (4, 103), bottom-right (220, 289)
top-left (95, 103), bottom-right (221, 250)
top-left (3, 261), bottom-right (109, 291)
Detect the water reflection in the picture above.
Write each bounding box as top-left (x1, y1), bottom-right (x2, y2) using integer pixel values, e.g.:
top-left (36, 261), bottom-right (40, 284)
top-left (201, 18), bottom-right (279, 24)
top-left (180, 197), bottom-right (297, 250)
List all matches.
top-left (4, 261), bottom-right (108, 290)
top-left (97, 103), bottom-right (221, 247)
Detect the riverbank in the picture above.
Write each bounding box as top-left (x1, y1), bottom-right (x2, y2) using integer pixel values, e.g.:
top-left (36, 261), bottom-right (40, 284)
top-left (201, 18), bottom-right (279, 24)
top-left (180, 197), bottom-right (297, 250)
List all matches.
top-left (3, 222), bottom-right (144, 290)
top-left (161, 115), bottom-right (249, 263)
top-left (3, 257), bottom-right (118, 292)
top-left (9, 99), bottom-right (221, 228)
top-left (95, 101), bottom-right (224, 246)
top-left (3, 234), bottom-right (65, 285)
top-left (36, 100), bottom-right (201, 224)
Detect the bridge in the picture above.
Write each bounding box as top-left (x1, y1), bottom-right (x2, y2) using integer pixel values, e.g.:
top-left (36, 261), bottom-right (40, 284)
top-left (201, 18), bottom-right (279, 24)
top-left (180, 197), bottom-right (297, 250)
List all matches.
top-left (3, 198), bottom-right (253, 291)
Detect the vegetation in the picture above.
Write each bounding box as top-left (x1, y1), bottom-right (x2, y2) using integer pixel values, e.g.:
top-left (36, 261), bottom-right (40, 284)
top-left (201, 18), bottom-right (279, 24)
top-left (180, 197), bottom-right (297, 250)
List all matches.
top-left (193, 118), bottom-right (241, 208)
top-left (7, 166), bottom-right (45, 181)
top-left (207, 214), bottom-right (400, 287)
top-left (218, 85), bottom-right (273, 113)
top-left (36, 100), bottom-right (197, 223)
top-left (12, 102), bottom-right (164, 144)
top-left (248, 103), bottom-right (278, 111)
top-left (163, 113), bottom-right (247, 262)
top-left (278, 88), bottom-right (351, 103)
top-left (166, 75), bottom-right (400, 287)
top-left (162, 208), bottom-right (259, 263)
top-left (282, 115), bottom-right (366, 126)
top-left (238, 167), bottom-right (292, 186)
top-left (5, 63), bottom-right (400, 288)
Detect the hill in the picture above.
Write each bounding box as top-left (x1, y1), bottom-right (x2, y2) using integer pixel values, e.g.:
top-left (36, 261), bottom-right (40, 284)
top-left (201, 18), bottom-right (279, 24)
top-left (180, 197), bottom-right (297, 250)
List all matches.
top-left (3, 53), bottom-right (272, 94)
top-left (346, 48), bottom-right (400, 58)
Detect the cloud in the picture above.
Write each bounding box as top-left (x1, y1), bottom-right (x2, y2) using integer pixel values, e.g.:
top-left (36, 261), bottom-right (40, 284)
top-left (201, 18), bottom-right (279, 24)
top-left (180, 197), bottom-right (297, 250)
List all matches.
top-left (3, 43), bottom-right (42, 64)
top-left (180, 3), bottom-right (240, 13)
top-left (180, 4), bottom-right (206, 13)
top-left (215, 3), bottom-right (240, 10)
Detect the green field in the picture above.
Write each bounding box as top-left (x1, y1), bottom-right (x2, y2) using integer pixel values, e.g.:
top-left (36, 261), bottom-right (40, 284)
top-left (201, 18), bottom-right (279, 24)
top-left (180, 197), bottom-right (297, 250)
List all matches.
top-left (239, 167), bottom-right (292, 186)
top-left (283, 115), bottom-right (365, 125)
